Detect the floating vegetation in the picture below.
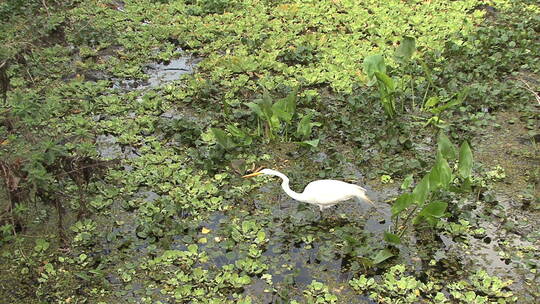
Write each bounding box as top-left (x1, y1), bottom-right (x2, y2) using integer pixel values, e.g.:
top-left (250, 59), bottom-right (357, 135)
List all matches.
top-left (0, 0), bottom-right (538, 303)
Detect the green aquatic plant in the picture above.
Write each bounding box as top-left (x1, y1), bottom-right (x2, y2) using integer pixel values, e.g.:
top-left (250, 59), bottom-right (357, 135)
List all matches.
top-left (387, 132), bottom-right (474, 243)
top-left (235, 257), bottom-right (268, 275)
top-left (211, 127), bottom-right (235, 150)
top-left (364, 54), bottom-right (396, 119)
top-left (422, 88), bottom-right (470, 128)
top-left (295, 112), bottom-right (322, 147)
top-left (230, 220), bottom-right (267, 245)
top-left (349, 265), bottom-right (515, 303)
top-left (448, 270), bottom-right (517, 303)
top-left (70, 219), bottom-right (98, 248)
top-left (1, 0), bottom-right (538, 302)
top-left (213, 88), bottom-right (321, 147)
top-left (246, 88), bottom-right (297, 140)
top-left (210, 123), bottom-right (254, 150)
top-left (437, 219), bottom-right (485, 239)
top-left (350, 266), bottom-right (517, 303)
top-left (394, 36), bottom-right (416, 66)
top-left (302, 280), bottom-right (338, 304)
top-left (350, 264), bottom-right (447, 303)
top-left (142, 245), bottom-right (252, 302)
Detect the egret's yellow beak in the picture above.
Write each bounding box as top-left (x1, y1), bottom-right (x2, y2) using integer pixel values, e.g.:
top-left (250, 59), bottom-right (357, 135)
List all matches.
top-left (366, 196), bottom-right (375, 206)
top-left (242, 172), bottom-right (264, 178)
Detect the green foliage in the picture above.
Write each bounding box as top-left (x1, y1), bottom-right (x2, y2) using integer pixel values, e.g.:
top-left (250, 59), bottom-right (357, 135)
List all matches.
top-left (303, 281), bottom-right (338, 304)
top-left (211, 127), bottom-right (237, 150)
top-left (71, 219), bottom-right (97, 248)
top-left (437, 219), bottom-right (485, 238)
top-left (423, 88), bottom-right (469, 115)
top-left (400, 174), bottom-right (414, 189)
top-left (187, 0), bottom-right (232, 16)
top-left (351, 265), bottom-right (517, 303)
top-left (1, 0), bottom-right (537, 302)
top-left (437, 133), bottom-right (457, 160)
top-left (278, 44), bottom-right (318, 65)
top-left (395, 36), bottom-right (416, 64)
top-left (363, 55), bottom-right (386, 86)
top-left (422, 88), bottom-right (470, 128)
top-left (389, 132), bottom-right (474, 242)
top-left (350, 265), bottom-right (446, 303)
top-left (143, 247), bottom-right (252, 302)
top-left (246, 89), bottom-right (298, 140)
top-left (448, 270), bottom-right (517, 303)
top-left (230, 220), bottom-right (267, 245)
top-left (241, 88), bottom-right (321, 146)
top-left (364, 55), bottom-right (396, 118)
top-left (295, 113), bottom-right (322, 145)
top-left (374, 71), bottom-right (397, 119)
top-left (458, 141), bottom-right (473, 179)
top-left (34, 238), bottom-right (50, 252)
top-left (208, 124), bottom-right (253, 150)
top-left (373, 248), bottom-right (394, 264)
top-left (235, 257), bottom-right (268, 275)
top-left (383, 232), bottom-right (401, 245)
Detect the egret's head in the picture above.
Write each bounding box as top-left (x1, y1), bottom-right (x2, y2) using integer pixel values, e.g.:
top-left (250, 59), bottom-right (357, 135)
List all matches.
top-left (242, 168), bottom-right (278, 178)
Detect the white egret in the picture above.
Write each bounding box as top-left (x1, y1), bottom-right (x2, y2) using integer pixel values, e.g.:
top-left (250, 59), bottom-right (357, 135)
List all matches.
top-left (242, 168), bottom-right (374, 212)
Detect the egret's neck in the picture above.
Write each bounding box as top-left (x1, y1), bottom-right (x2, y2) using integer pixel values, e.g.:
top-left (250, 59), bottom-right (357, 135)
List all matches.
top-left (273, 172), bottom-right (308, 202)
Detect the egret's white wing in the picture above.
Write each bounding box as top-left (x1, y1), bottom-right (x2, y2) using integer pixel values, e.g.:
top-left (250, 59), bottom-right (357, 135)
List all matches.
top-left (302, 180), bottom-right (363, 207)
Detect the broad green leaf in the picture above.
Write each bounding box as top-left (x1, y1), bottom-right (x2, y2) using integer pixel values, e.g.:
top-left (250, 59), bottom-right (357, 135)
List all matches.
top-left (259, 91), bottom-right (275, 120)
top-left (242, 220), bottom-right (254, 233)
top-left (246, 102), bottom-right (264, 119)
top-left (391, 193), bottom-right (414, 216)
top-left (211, 128), bottom-right (235, 150)
top-left (373, 249), bottom-right (394, 264)
top-left (384, 232), bottom-right (401, 244)
top-left (44, 263), bottom-right (55, 274)
top-left (261, 89), bottom-right (273, 107)
top-left (419, 201), bottom-right (448, 218)
top-left (423, 96), bottom-right (439, 110)
top-left (34, 238), bottom-right (50, 252)
top-left (75, 271), bottom-right (90, 281)
top-left (298, 139), bottom-right (320, 148)
top-left (412, 175), bottom-right (430, 206)
top-left (461, 177), bottom-right (472, 192)
top-left (429, 98), bottom-right (462, 114)
top-left (256, 230), bottom-right (266, 243)
top-left (226, 124), bottom-right (245, 138)
top-left (231, 229), bottom-right (242, 242)
top-left (400, 174), bottom-right (414, 190)
top-left (296, 113), bottom-right (318, 139)
top-left (429, 154), bottom-right (452, 190)
top-left (458, 141), bottom-right (473, 178)
top-left (413, 212), bottom-right (438, 225)
top-left (272, 89), bottom-right (297, 123)
top-left (187, 244), bottom-right (198, 253)
top-left (226, 125), bottom-right (252, 145)
top-left (363, 54), bottom-right (386, 86)
top-left (430, 88), bottom-right (469, 114)
top-left (269, 114), bottom-right (281, 131)
top-left (374, 71), bottom-right (396, 118)
top-left (381, 99), bottom-right (396, 118)
top-left (437, 132), bottom-right (457, 160)
top-left (455, 87), bottom-right (470, 104)
top-left (423, 116), bottom-right (443, 127)
top-left (395, 36), bottom-right (416, 63)
top-left (374, 71), bottom-right (395, 93)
